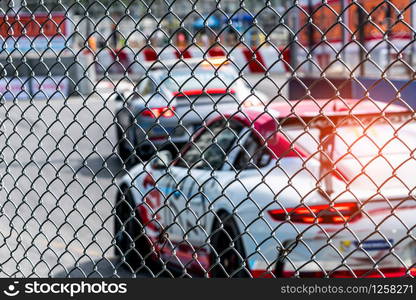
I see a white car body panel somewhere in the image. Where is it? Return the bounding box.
[117,100,416,277]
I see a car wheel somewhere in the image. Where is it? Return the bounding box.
[114,190,157,274]
[210,213,250,278]
[136,143,155,161]
[116,125,131,163]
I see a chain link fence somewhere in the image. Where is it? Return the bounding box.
[1,0,416,278]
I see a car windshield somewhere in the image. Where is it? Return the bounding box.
[159,65,237,92]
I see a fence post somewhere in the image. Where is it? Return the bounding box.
[358,2,366,77]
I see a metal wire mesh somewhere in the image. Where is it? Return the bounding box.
[0,0,416,278]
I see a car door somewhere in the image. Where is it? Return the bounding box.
[158,118,244,269]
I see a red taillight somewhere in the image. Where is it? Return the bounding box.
[141,107,175,118]
[268,202,360,224]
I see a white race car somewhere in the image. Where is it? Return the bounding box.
[115,98,416,278]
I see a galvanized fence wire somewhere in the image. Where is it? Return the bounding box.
[0,0,416,278]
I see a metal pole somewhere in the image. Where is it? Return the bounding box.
[410,0,415,78]
[341,0,347,64]
[358,2,366,77]
[386,3,392,74]
[308,0,314,74]
[289,2,299,72]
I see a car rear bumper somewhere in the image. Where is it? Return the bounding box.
[249,258,416,278]
[246,210,416,278]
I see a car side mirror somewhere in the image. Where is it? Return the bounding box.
[151,150,173,170]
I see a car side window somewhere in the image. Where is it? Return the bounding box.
[233,132,271,170]
[138,78,156,96]
[176,119,243,170]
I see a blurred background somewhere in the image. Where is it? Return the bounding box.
[2,0,414,91]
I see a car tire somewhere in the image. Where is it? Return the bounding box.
[210,213,250,278]
[114,189,157,274]
[116,125,131,163]
[136,143,155,162]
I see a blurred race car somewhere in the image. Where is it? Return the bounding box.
[115,98,416,277]
[114,57,266,162]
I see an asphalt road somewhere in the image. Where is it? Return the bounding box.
[0,73,289,278]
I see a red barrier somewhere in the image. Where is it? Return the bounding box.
[143,47,158,61]
[175,48,192,59]
[208,47,226,57]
